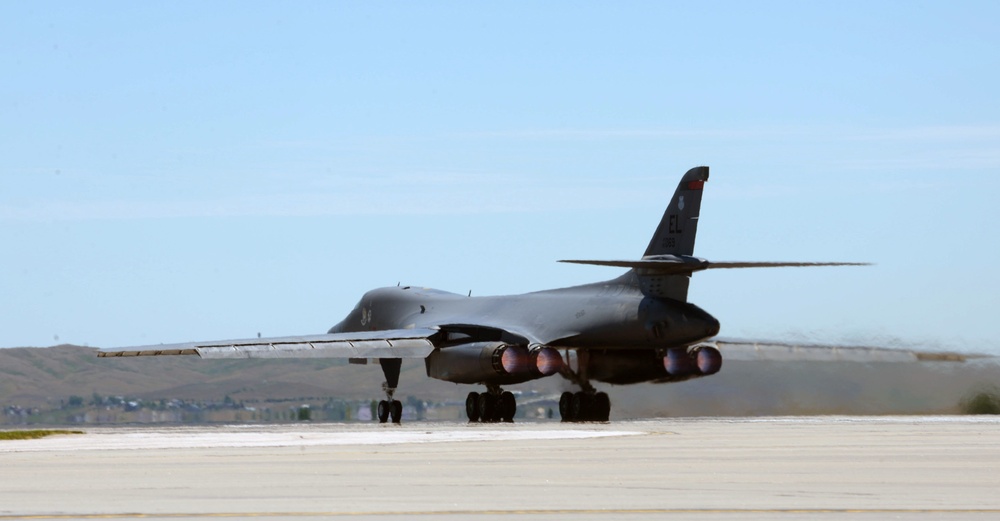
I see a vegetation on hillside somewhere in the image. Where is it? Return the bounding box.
[0,429,83,440]
[960,387,1000,414]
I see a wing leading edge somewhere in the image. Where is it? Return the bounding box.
[98,328,438,360]
[711,338,980,363]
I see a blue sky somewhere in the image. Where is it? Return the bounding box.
[2,2,998,353]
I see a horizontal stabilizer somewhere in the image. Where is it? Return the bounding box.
[705,261,872,269]
[98,328,438,360]
[560,256,870,274]
[560,257,708,273]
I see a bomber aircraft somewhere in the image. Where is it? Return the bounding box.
[101,166,893,422]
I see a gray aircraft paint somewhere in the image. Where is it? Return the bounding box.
[101,166,920,422]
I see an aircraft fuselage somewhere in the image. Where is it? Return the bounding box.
[328,273,720,352]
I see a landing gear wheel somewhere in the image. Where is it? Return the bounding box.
[499,391,517,422]
[465,392,481,422]
[478,392,497,423]
[390,400,402,423]
[572,392,592,421]
[559,392,575,422]
[593,392,611,422]
[378,358,402,424]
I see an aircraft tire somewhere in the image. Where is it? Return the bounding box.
[559,392,575,422]
[571,392,591,421]
[390,400,402,423]
[465,392,480,422]
[593,392,611,422]
[559,392,576,422]
[478,392,496,423]
[499,391,516,422]
[495,400,506,422]
[377,400,390,423]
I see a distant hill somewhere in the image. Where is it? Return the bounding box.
[0,345,485,407]
[2,345,998,418]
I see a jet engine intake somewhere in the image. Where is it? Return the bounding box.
[425,342,536,384]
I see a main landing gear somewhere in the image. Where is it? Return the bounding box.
[376,358,403,424]
[559,391,610,422]
[558,350,611,422]
[465,384,517,423]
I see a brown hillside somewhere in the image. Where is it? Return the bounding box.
[2,345,998,416]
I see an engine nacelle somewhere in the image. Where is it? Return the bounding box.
[580,347,724,385]
[664,348,696,376]
[694,345,722,375]
[663,345,723,376]
[425,342,535,384]
[586,349,669,384]
[530,345,563,376]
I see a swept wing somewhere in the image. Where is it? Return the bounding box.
[98,328,437,360]
[711,338,980,363]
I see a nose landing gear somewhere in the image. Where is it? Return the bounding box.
[377,388,403,424]
[376,358,403,424]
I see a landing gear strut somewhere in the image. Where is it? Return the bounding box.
[557,349,611,422]
[465,384,517,423]
[377,358,403,424]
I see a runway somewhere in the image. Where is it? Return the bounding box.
[2,417,999,520]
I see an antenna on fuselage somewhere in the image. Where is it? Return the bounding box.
[468,290,471,297]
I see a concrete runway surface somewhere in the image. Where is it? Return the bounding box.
[2,417,999,520]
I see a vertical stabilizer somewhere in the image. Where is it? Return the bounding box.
[638,166,709,301]
[644,166,709,257]
[561,166,864,301]
[559,167,711,301]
